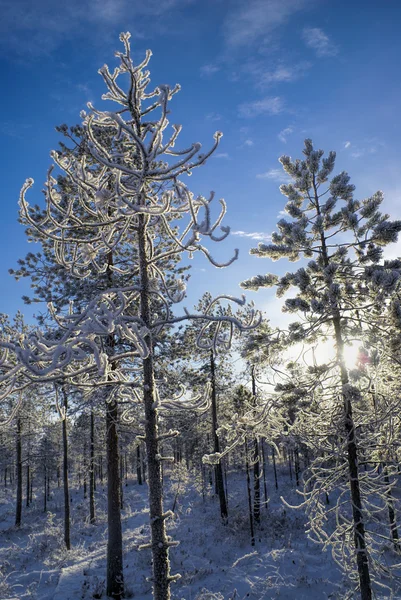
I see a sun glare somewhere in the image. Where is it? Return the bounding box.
[289,339,367,370]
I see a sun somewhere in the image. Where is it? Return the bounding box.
[301,339,367,370]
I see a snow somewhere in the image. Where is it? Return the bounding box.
[0,459,369,600]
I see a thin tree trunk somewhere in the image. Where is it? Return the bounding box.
[272,446,278,490]
[106,395,124,598]
[251,366,260,524]
[294,447,300,487]
[138,213,176,600]
[90,407,96,524]
[137,444,143,485]
[105,245,124,599]
[210,350,228,520]
[83,442,87,500]
[26,461,30,508]
[245,438,255,546]
[120,444,124,510]
[261,439,268,509]
[43,467,47,513]
[383,464,400,551]
[313,174,372,600]
[61,387,71,550]
[15,417,22,527]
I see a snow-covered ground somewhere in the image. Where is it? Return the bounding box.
[0,462,394,599]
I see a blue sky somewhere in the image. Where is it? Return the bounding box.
[1,0,401,325]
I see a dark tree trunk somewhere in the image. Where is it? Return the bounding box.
[272,446,278,490]
[120,444,124,510]
[26,462,30,508]
[314,176,372,600]
[136,444,143,485]
[43,468,47,513]
[288,450,293,483]
[294,447,300,487]
[210,350,228,521]
[83,442,87,500]
[106,395,124,598]
[138,213,176,600]
[90,407,96,524]
[261,439,268,509]
[15,417,22,527]
[245,439,255,546]
[334,320,372,600]
[251,367,260,524]
[383,464,400,551]
[105,244,124,599]
[61,387,71,550]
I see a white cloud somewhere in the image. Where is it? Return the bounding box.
[257,61,311,86]
[223,0,309,49]
[200,64,220,77]
[231,230,272,241]
[214,152,230,159]
[302,27,338,57]
[344,141,351,149]
[244,139,254,146]
[256,168,290,183]
[278,126,293,143]
[238,96,284,118]
[0,0,191,57]
[205,112,222,122]
[349,139,385,159]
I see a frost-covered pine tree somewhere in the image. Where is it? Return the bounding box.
[12,33,259,600]
[242,139,401,600]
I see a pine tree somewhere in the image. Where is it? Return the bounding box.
[242,139,401,599]
[6,33,259,600]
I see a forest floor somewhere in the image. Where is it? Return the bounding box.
[0,460,398,599]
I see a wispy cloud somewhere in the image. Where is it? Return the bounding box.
[302,27,338,57]
[278,126,293,143]
[244,139,254,147]
[223,0,309,49]
[256,168,290,182]
[345,138,385,159]
[238,96,284,118]
[231,230,272,241]
[252,61,311,87]
[205,112,222,122]
[214,152,230,159]
[200,64,220,77]
[0,0,191,58]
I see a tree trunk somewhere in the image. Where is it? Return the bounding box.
[332,311,372,599]
[272,446,278,490]
[106,396,124,598]
[251,367,260,524]
[138,212,176,600]
[61,387,71,550]
[136,444,143,485]
[90,407,96,524]
[245,438,255,546]
[105,243,124,599]
[261,439,268,509]
[15,417,22,527]
[26,461,30,508]
[210,350,228,521]
[43,467,47,513]
[383,463,400,551]
[315,177,372,600]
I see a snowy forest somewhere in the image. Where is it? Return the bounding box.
[2,31,401,600]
